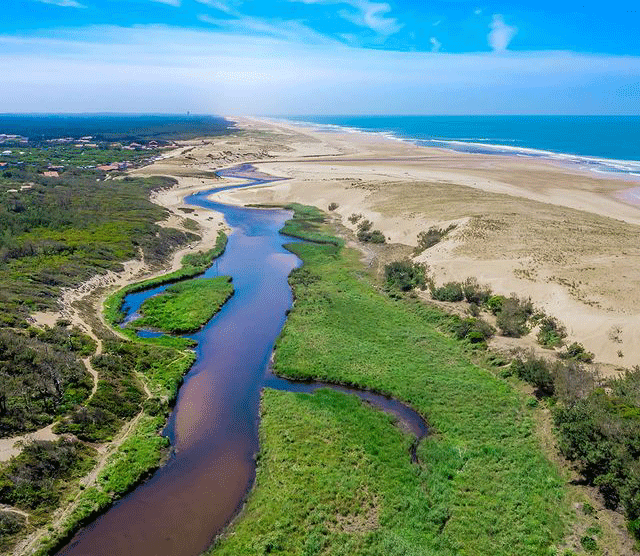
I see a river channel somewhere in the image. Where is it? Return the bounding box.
[57,165,427,556]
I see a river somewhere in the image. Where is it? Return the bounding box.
[57,164,426,556]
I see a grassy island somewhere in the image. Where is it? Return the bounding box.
[132,276,234,334]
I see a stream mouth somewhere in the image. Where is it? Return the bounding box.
[56,165,427,556]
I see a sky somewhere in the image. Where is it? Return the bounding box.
[1,0,640,114]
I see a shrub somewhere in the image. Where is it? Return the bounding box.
[486,295,506,315]
[356,219,386,243]
[327,202,339,211]
[511,354,555,397]
[347,213,362,224]
[495,296,532,337]
[537,316,567,347]
[580,536,597,552]
[462,277,492,305]
[453,317,494,343]
[431,282,464,302]
[384,260,427,292]
[413,224,457,255]
[560,342,594,363]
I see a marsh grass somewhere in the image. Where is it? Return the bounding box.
[132,277,233,334]
[212,206,571,555]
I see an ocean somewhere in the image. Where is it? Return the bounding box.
[282,115,640,178]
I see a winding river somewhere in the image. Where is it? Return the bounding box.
[57,165,427,556]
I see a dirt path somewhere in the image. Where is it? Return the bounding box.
[14,409,147,556]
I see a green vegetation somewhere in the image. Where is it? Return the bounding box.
[356,218,386,244]
[211,388,433,555]
[383,260,427,292]
[451,317,495,344]
[215,209,569,555]
[0,439,95,514]
[554,367,640,539]
[413,224,457,255]
[103,231,228,326]
[0,326,93,436]
[430,281,464,302]
[559,342,594,363]
[133,277,233,334]
[537,316,567,348]
[280,203,343,245]
[0,163,196,327]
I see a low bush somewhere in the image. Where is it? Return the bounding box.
[0,439,95,511]
[462,277,492,305]
[511,354,555,397]
[327,202,339,211]
[431,281,464,302]
[384,260,427,292]
[560,342,594,363]
[413,224,456,255]
[495,296,533,337]
[486,294,506,315]
[452,317,494,344]
[356,219,386,243]
[536,316,567,347]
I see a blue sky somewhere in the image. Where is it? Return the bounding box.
[1,0,639,114]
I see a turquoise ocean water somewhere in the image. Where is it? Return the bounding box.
[283,115,640,178]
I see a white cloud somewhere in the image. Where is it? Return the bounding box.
[198,14,334,44]
[34,0,85,7]
[1,26,639,114]
[150,0,181,6]
[291,0,402,37]
[474,8,482,16]
[430,37,441,53]
[195,0,237,14]
[433,20,441,27]
[488,14,517,52]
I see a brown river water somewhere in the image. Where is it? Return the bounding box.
[56,165,427,556]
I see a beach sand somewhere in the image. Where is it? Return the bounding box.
[194,117,640,374]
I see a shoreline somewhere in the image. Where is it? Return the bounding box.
[266,116,640,183]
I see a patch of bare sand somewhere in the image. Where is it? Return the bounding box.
[213,118,640,372]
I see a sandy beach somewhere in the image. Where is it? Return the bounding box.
[160,117,640,375]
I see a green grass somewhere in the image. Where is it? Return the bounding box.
[280,203,344,246]
[210,207,571,555]
[103,231,228,326]
[211,388,439,556]
[132,276,233,334]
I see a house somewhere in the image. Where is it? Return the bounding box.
[97,163,119,172]
[42,171,59,177]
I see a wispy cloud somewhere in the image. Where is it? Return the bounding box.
[474,8,482,16]
[430,37,441,53]
[198,14,335,44]
[150,0,181,6]
[34,0,86,7]
[195,0,237,14]
[291,0,403,37]
[488,14,517,52]
[1,26,639,114]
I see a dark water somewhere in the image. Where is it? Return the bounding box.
[57,165,426,556]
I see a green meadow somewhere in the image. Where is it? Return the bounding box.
[210,209,570,555]
[133,276,234,334]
